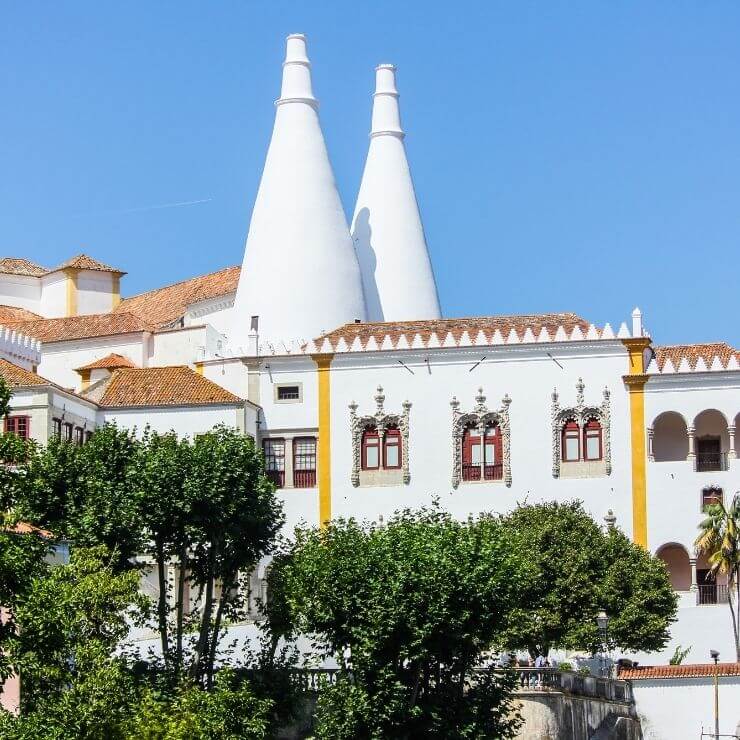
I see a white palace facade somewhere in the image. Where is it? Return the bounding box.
[1,34,738,670]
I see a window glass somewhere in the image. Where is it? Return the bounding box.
[277,385,300,400]
[385,442,399,467]
[365,445,379,468]
[470,441,482,465]
[564,434,580,461]
[585,433,600,460]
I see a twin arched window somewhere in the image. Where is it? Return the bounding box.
[361,425,402,470]
[561,417,603,462]
[462,422,502,481]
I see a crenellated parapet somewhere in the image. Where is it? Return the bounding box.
[0,325,42,369]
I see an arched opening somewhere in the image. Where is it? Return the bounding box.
[696,552,729,605]
[735,412,740,458]
[694,409,729,472]
[652,412,688,462]
[656,544,691,591]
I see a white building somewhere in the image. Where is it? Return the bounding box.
[0,33,738,727]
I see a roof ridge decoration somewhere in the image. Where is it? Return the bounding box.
[648,341,740,375]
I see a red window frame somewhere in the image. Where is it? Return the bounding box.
[64,422,73,443]
[263,438,285,488]
[5,415,30,439]
[383,427,402,469]
[583,419,603,461]
[52,418,62,439]
[75,427,84,447]
[462,423,502,481]
[361,427,380,470]
[561,420,580,462]
[293,437,317,488]
[702,486,723,510]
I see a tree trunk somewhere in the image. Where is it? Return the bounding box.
[175,544,187,675]
[155,541,169,665]
[206,572,233,689]
[189,540,218,682]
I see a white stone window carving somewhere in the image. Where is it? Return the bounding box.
[451,388,512,489]
[551,378,611,479]
[349,386,411,487]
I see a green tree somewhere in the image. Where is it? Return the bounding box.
[266,508,528,739]
[695,493,740,662]
[0,516,50,687]
[124,670,273,740]
[19,424,143,572]
[7,545,144,710]
[498,502,676,656]
[132,430,193,672]
[186,426,284,686]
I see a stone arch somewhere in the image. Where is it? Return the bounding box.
[651,411,688,462]
[656,542,691,591]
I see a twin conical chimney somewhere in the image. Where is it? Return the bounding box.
[231,34,366,351]
[352,64,441,322]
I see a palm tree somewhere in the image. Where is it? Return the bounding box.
[695,493,740,662]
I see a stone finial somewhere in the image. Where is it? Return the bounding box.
[374,386,385,413]
[576,378,585,407]
[604,510,617,529]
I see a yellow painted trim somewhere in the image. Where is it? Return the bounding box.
[622,338,651,548]
[194,362,204,376]
[111,275,121,309]
[314,354,334,528]
[79,369,91,392]
[64,268,78,317]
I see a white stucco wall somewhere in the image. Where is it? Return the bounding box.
[153,325,224,367]
[101,404,247,438]
[76,270,116,315]
[633,675,740,740]
[39,272,69,318]
[645,375,740,555]
[254,343,631,535]
[0,274,41,314]
[8,387,97,445]
[37,335,148,390]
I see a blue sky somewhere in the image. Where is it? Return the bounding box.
[2,2,739,345]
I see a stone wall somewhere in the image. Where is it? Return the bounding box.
[516,691,642,740]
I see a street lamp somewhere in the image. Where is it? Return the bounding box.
[710,649,719,740]
[596,611,610,677]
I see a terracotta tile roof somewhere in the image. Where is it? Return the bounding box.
[0,258,47,277]
[75,353,137,371]
[3,312,154,343]
[95,366,243,407]
[317,313,591,346]
[0,358,48,387]
[6,521,53,538]
[0,305,43,322]
[653,343,740,371]
[50,253,125,274]
[116,265,240,328]
[619,663,740,680]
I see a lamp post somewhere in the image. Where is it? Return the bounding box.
[710,649,719,740]
[597,611,610,677]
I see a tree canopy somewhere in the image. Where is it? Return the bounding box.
[498,501,676,656]
[266,508,530,739]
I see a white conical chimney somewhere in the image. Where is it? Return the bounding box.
[231,34,366,350]
[351,64,441,322]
